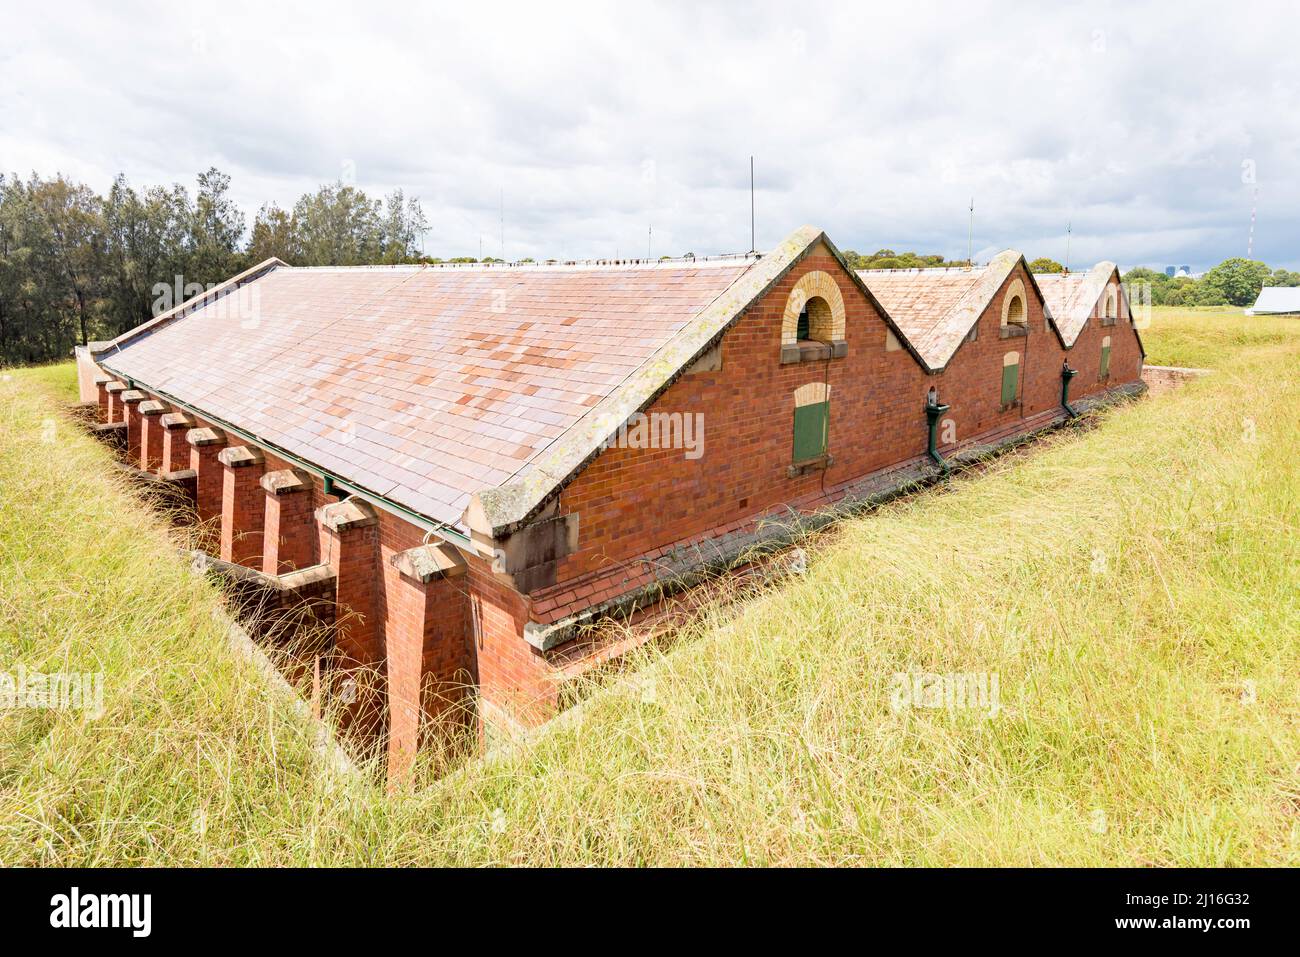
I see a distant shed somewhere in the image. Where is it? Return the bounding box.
[1245,286,1300,315]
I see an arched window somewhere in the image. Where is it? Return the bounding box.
[1103,285,1118,324]
[1000,278,1028,334]
[781,271,847,364]
[801,296,833,342]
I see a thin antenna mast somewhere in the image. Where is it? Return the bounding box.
[750,156,756,253]
[966,198,974,266]
[500,189,504,261]
[1065,221,1072,273]
[648,224,652,260]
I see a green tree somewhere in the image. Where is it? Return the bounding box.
[380,189,429,264]
[102,175,190,334]
[187,167,245,285]
[30,175,104,346]
[246,203,300,264]
[1202,257,1270,306]
[1029,257,1063,273]
[291,182,384,266]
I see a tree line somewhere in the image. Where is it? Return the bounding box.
[0,168,430,365]
[853,250,1298,309]
[3,169,1296,367]
[1121,260,1299,307]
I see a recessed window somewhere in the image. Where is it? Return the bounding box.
[1100,336,1112,380]
[781,271,848,365]
[999,278,1029,338]
[792,382,831,466]
[1005,294,1025,325]
[1102,285,1118,325]
[1001,351,1020,408]
[803,296,834,342]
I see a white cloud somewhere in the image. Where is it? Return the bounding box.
[1,0,1296,267]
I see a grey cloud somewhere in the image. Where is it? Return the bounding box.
[1,0,1296,267]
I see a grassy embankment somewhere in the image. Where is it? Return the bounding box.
[0,305,1296,865]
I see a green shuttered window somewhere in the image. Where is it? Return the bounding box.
[1001,361,1019,407]
[1100,343,1111,379]
[792,400,829,463]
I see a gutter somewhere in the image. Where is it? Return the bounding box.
[95,362,471,548]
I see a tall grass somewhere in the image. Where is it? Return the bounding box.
[0,306,1296,866]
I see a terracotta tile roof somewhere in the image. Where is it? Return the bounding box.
[857,250,1023,369]
[97,257,756,532]
[1034,262,1117,346]
[469,225,833,535]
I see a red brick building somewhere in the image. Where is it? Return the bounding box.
[86,225,1146,775]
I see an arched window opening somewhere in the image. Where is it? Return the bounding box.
[1103,285,1118,324]
[800,296,833,342]
[1005,294,1026,325]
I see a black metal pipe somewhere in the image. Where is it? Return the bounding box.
[1061,360,1079,418]
[925,389,951,472]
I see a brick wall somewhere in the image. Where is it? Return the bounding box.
[545,252,1108,584]
[220,449,266,567]
[468,550,553,725]
[1061,270,1146,399]
[931,262,1064,449]
[551,243,925,583]
[84,245,1150,762]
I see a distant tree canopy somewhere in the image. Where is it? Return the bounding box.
[1122,258,1295,307]
[0,169,432,364]
[841,248,970,270]
[4,168,1296,367]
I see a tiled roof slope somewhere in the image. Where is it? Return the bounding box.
[97,257,756,532]
[1035,262,1117,346]
[472,225,868,535]
[858,250,1026,370]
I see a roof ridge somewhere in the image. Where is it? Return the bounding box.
[285,253,761,274]
[91,257,286,357]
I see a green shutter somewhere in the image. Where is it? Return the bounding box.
[1100,344,1111,379]
[1001,362,1019,407]
[792,401,829,462]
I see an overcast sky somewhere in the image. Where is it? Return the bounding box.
[2,1,1296,269]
